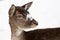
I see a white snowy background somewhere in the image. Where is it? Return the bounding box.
[0,0,60,40]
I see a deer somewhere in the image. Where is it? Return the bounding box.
[9,2,60,40]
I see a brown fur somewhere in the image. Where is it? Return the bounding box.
[9,2,38,40]
[9,2,60,40]
[25,28,60,40]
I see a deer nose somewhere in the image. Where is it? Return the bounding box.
[32,19,38,25]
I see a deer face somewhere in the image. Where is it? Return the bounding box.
[9,2,38,29]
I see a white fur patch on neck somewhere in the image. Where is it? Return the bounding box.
[15,27,23,37]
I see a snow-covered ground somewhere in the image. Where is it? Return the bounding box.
[0,0,60,40]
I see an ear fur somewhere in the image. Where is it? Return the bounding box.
[9,4,15,17]
[21,2,33,10]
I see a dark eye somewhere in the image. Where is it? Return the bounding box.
[16,13,23,17]
[16,15,23,19]
[17,15,23,17]
[15,14,23,19]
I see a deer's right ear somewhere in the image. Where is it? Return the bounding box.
[9,4,15,17]
[21,2,33,10]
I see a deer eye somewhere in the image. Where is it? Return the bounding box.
[17,14,23,17]
[17,15,23,17]
[15,14,23,19]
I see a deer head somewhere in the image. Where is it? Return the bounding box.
[9,2,38,30]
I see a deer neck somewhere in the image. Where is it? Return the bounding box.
[11,26,25,40]
[9,18,25,40]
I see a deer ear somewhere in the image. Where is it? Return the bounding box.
[21,2,33,10]
[9,4,15,17]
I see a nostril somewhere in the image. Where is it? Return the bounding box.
[32,19,38,25]
[35,22,38,25]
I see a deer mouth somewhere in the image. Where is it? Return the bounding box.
[31,19,38,28]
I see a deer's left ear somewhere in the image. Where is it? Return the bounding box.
[21,2,33,10]
[9,4,15,17]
